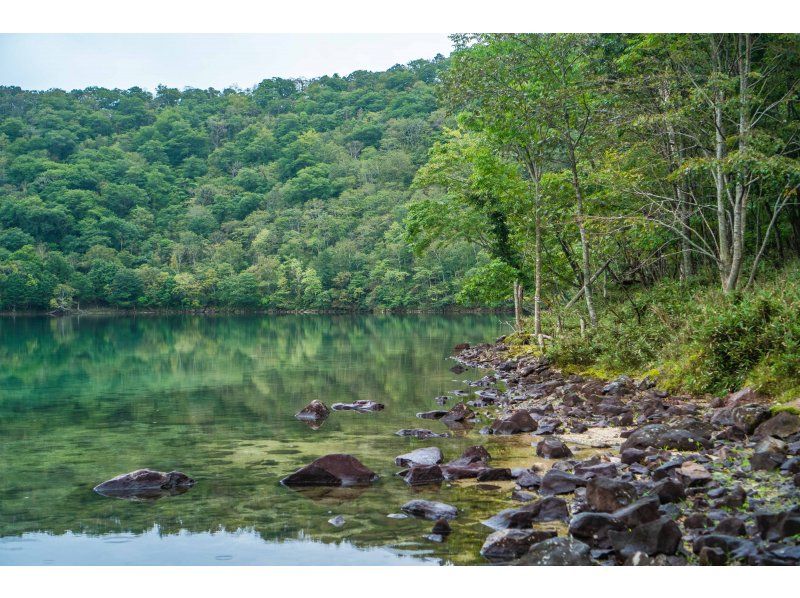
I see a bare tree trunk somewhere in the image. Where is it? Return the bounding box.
[724,33,752,293]
[513,280,524,331]
[566,141,597,326]
[711,35,732,288]
[532,175,542,339]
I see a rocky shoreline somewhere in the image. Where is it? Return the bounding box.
[444,340,800,565]
[92,337,800,565]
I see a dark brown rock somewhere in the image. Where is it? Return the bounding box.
[481,529,558,561]
[539,469,587,495]
[402,465,444,486]
[477,467,514,482]
[754,411,800,439]
[490,410,537,435]
[609,517,682,560]
[569,512,625,546]
[441,402,475,423]
[281,454,378,487]
[94,469,195,498]
[621,424,710,452]
[586,477,638,513]
[483,497,569,530]
[536,437,573,459]
[611,496,661,527]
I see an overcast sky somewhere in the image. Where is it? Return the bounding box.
[0,33,454,92]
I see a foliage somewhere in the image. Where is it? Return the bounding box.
[0,56,489,311]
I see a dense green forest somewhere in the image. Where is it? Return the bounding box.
[0,55,485,311]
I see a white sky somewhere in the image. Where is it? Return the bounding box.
[0,34,454,92]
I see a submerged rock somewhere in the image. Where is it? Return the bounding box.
[401,465,444,486]
[331,400,385,412]
[295,400,330,423]
[395,429,448,439]
[401,499,458,521]
[281,454,378,487]
[394,447,443,468]
[328,515,346,527]
[94,469,195,499]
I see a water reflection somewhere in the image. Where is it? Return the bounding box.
[0,527,439,565]
[0,314,517,565]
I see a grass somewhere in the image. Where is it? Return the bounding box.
[511,260,800,403]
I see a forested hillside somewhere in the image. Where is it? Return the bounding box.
[0,55,486,311]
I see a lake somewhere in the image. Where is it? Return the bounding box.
[0,313,552,565]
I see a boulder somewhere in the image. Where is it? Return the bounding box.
[677,461,712,486]
[574,462,618,479]
[683,513,711,529]
[754,411,800,439]
[490,410,537,435]
[394,447,443,468]
[692,534,757,561]
[295,400,330,422]
[648,478,686,504]
[483,497,569,530]
[281,454,378,487]
[401,499,458,521]
[515,470,543,489]
[536,437,573,459]
[620,448,647,465]
[402,465,444,486]
[331,400,385,412]
[750,436,787,471]
[94,469,195,498]
[608,517,682,560]
[481,529,557,561]
[515,537,594,566]
[395,429,448,439]
[620,424,710,452]
[715,517,747,537]
[539,469,587,495]
[586,477,637,513]
[611,496,661,527]
[754,508,800,541]
[569,512,625,546]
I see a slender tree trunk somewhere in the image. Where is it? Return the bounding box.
[566,141,596,326]
[711,35,732,288]
[513,280,524,331]
[724,33,752,293]
[661,79,693,280]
